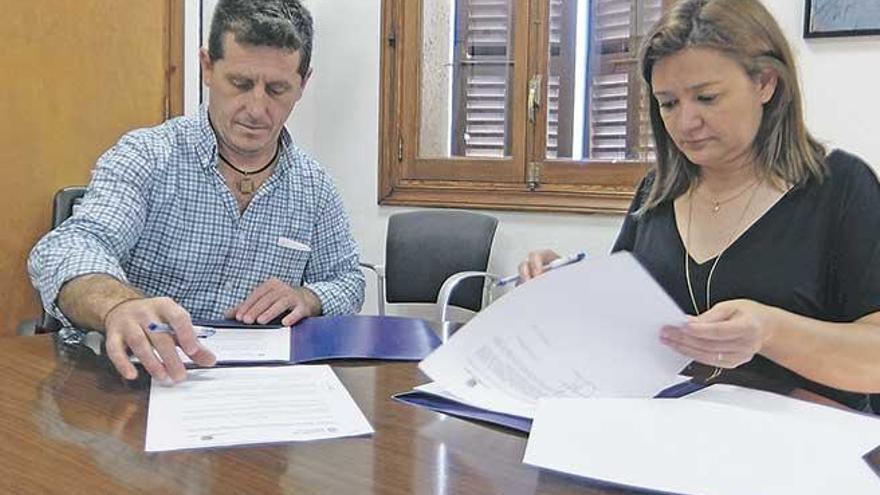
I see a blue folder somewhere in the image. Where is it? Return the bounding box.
[194,315,442,364]
[393,364,812,433]
[392,389,534,432]
[392,380,708,433]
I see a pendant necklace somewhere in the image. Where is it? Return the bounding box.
[218,143,281,195]
[698,178,760,214]
[683,179,761,381]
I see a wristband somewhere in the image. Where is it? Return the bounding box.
[101,297,142,331]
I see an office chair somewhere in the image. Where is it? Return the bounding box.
[360,210,499,324]
[434,268,503,342]
[34,186,87,333]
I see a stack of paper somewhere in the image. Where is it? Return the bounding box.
[409,253,692,420]
[182,326,291,363]
[143,314,445,452]
[146,365,373,452]
[524,389,880,494]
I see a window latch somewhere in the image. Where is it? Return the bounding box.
[527,75,542,123]
[387,29,397,48]
[527,162,541,191]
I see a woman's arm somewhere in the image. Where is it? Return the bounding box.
[660,300,880,393]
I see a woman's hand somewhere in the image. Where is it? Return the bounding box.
[659,299,780,368]
[516,249,561,283]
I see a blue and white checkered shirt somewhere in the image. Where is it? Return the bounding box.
[29,105,364,326]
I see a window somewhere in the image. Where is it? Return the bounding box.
[379,0,667,213]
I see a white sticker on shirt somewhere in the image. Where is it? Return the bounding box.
[277,237,312,252]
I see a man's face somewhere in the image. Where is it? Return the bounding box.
[201,33,309,159]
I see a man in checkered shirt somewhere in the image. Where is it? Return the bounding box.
[28,0,364,383]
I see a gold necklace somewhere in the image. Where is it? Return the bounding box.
[697,178,760,214]
[684,180,761,380]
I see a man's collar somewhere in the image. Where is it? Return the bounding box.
[195,104,217,170]
[194,104,294,173]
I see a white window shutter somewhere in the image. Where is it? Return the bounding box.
[460,0,512,158]
[590,0,661,160]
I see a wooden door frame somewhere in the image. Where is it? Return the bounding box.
[166,0,186,118]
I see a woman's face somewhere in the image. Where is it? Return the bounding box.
[651,47,777,173]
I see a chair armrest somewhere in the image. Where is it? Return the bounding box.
[436,271,500,342]
[359,262,386,315]
[358,261,384,276]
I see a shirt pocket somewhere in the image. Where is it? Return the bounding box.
[256,236,312,287]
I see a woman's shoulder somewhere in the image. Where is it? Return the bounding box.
[825,149,878,183]
[632,170,657,208]
[820,149,879,198]
[794,149,880,220]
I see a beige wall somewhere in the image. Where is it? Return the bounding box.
[285,0,880,315]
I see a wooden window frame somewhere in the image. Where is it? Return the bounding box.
[378,0,663,214]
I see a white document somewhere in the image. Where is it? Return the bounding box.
[419,253,691,418]
[524,398,880,495]
[132,327,291,365]
[182,326,290,364]
[685,384,880,454]
[145,365,373,452]
[412,373,693,420]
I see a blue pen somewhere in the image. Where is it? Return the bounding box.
[496,251,588,287]
[147,322,216,338]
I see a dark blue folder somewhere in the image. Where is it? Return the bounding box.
[392,389,534,432]
[195,315,441,363]
[392,380,707,433]
[393,362,825,433]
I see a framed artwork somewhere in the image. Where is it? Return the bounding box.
[804,0,880,38]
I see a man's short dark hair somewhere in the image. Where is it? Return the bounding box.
[208,0,313,79]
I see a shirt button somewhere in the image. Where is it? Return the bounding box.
[224,281,234,290]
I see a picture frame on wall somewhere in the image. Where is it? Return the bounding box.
[804,0,880,38]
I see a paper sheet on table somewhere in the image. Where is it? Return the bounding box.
[182,326,290,363]
[524,398,879,495]
[684,384,880,454]
[419,253,691,417]
[145,365,373,452]
[411,372,695,420]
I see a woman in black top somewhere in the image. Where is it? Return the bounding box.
[519,0,880,410]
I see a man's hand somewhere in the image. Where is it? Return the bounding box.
[103,297,216,382]
[226,278,322,326]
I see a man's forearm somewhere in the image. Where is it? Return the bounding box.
[57,274,142,331]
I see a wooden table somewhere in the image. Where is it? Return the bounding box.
[0,335,641,495]
[2,335,876,495]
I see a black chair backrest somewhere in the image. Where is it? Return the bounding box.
[38,186,87,332]
[384,210,498,312]
[51,186,87,229]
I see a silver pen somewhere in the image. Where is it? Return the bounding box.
[496,251,588,287]
[147,322,216,338]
